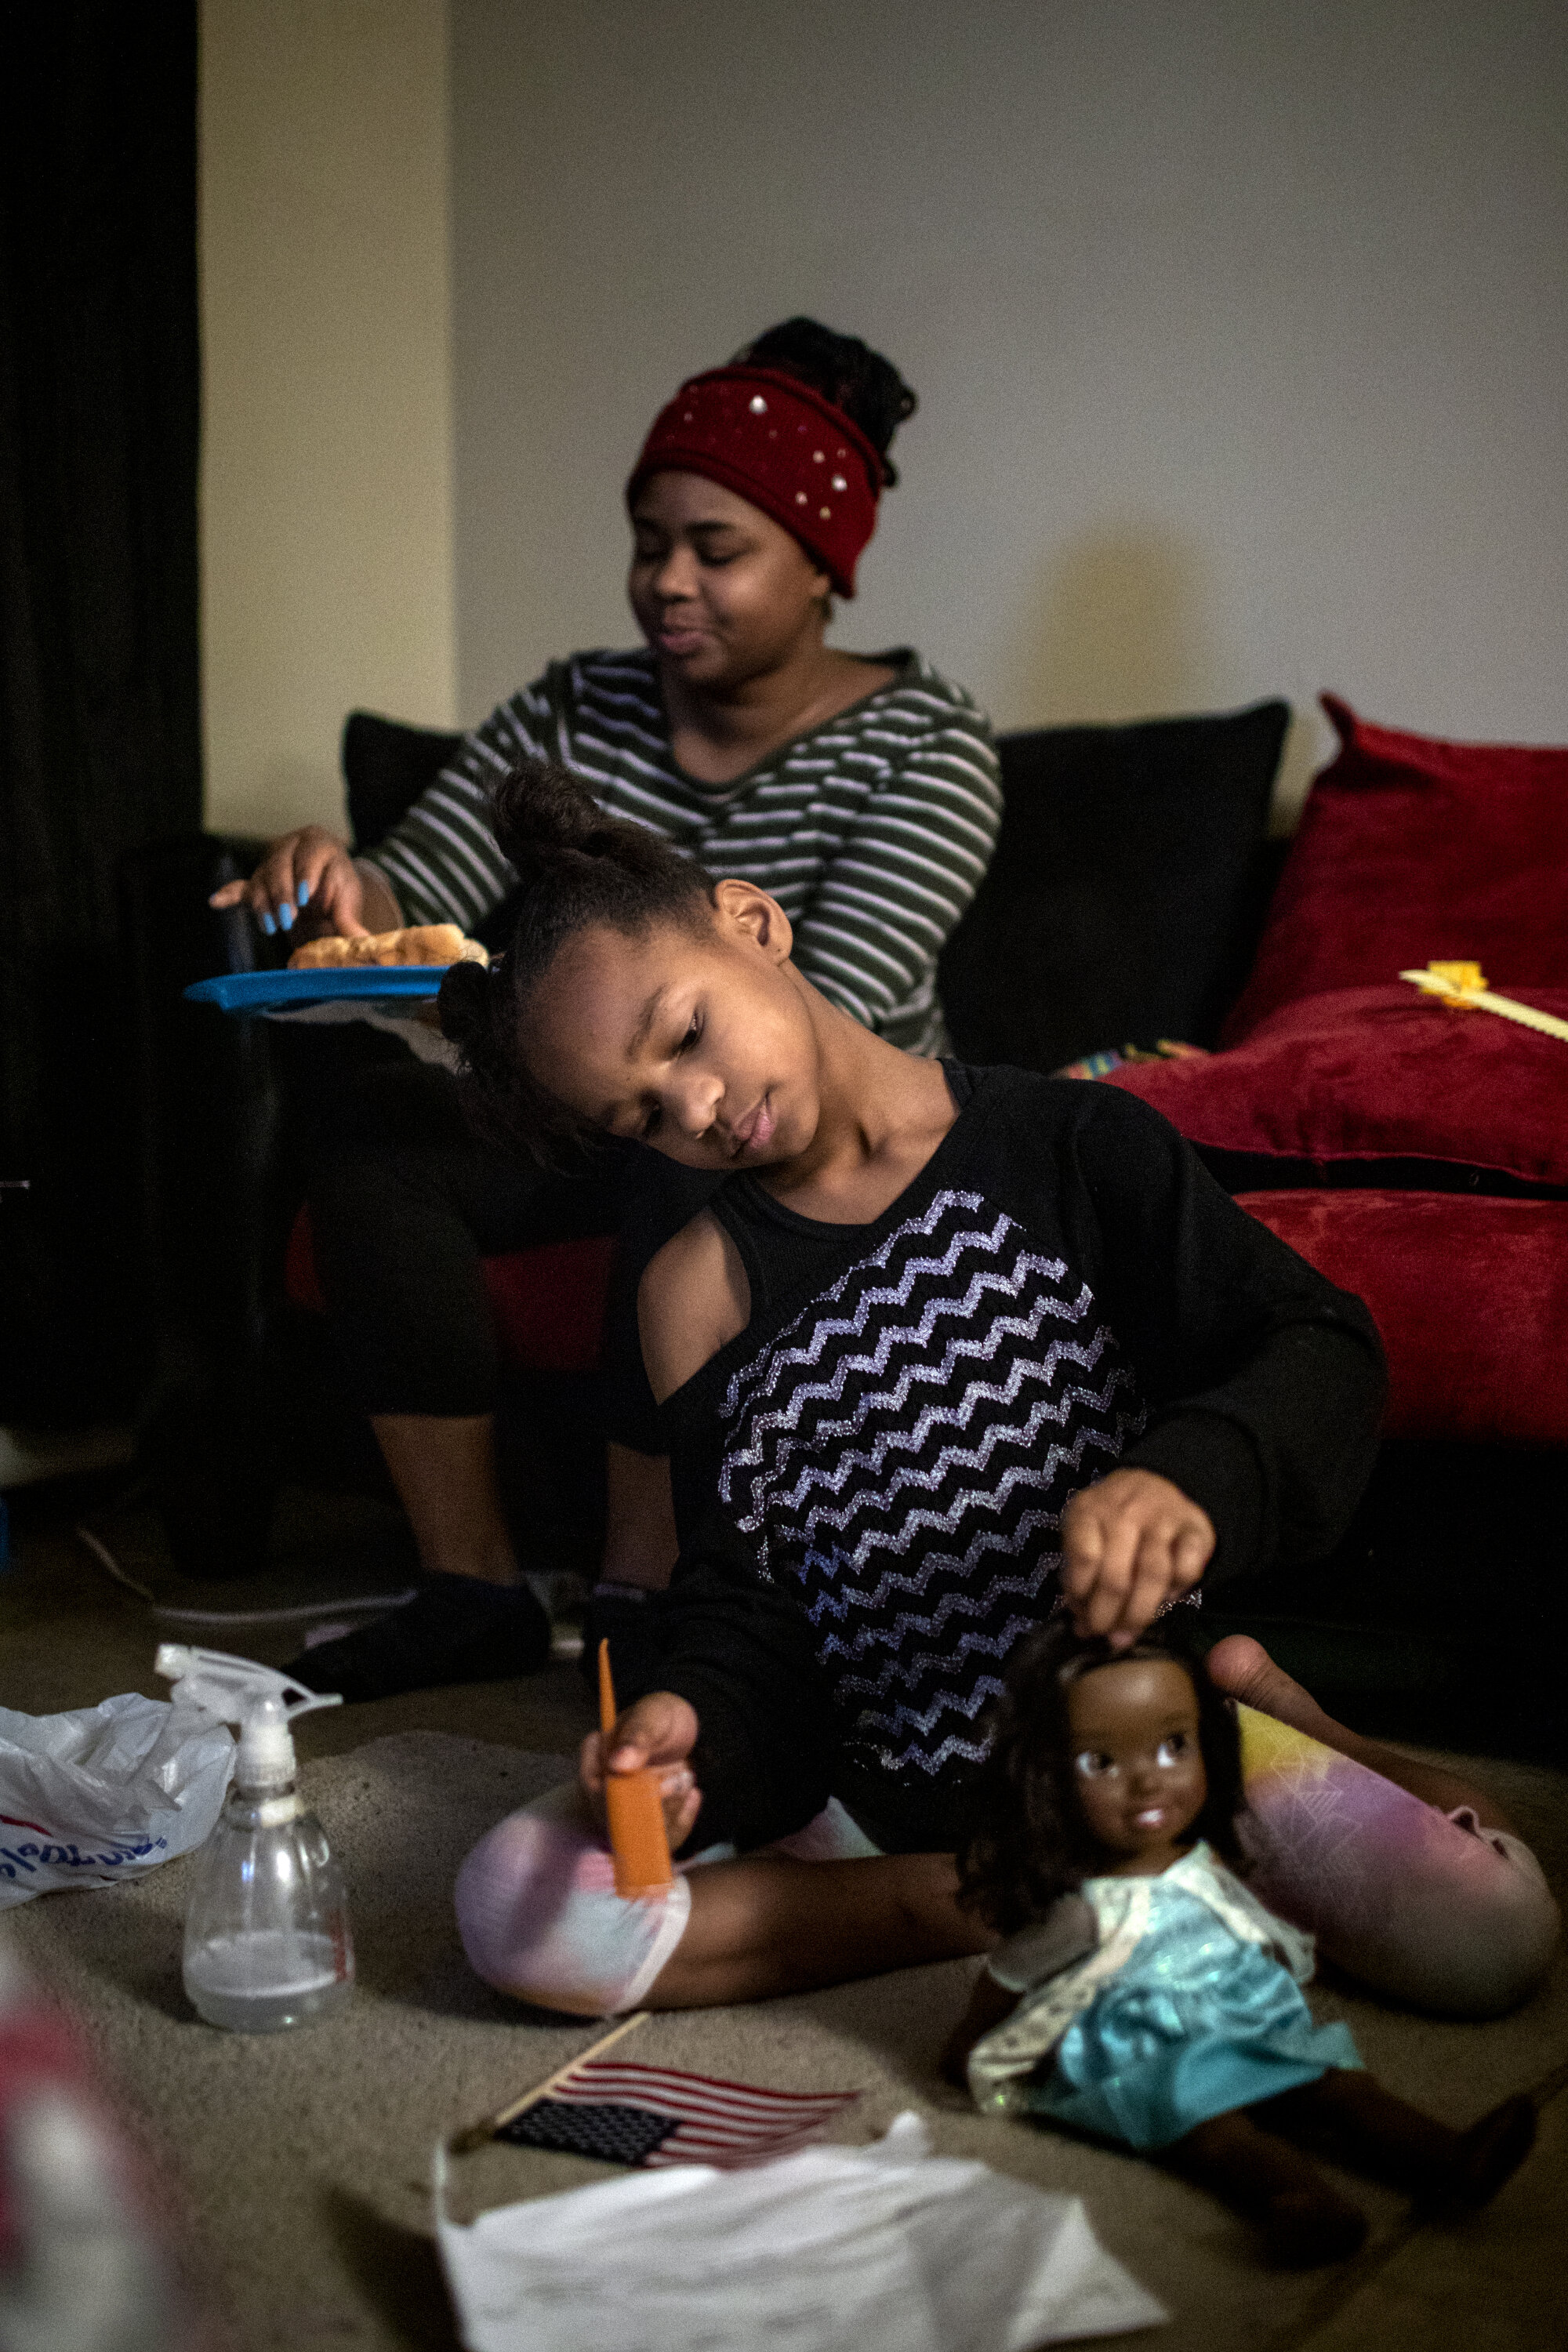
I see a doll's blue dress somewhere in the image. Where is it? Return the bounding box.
[967,1842,1362,2151]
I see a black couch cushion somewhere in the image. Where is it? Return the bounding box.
[342,710,466,853]
[939,700,1290,1075]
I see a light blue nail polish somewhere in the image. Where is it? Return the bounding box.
[297,880,310,906]
[278,903,294,930]
[260,913,276,936]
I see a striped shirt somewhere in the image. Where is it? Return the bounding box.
[361,648,1001,1053]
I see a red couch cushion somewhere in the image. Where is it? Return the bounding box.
[1225,695,1568,1042]
[479,1239,615,1375]
[1105,984,1568,1188]
[1237,1190,1568,1445]
[284,1206,614,1375]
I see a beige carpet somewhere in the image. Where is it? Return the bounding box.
[9,1722,1567,2352]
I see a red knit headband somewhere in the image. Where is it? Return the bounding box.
[626,365,884,597]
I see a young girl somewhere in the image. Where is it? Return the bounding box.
[943,1618,1536,2265]
[441,758,1557,2027]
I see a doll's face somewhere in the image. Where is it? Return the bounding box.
[1065,1658,1207,1875]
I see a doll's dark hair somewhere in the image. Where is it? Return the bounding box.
[735,318,917,487]
[437,757,717,1164]
[956,1614,1250,1934]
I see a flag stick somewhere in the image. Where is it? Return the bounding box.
[1400,967,1568,1043]
[448,2009,651,2154]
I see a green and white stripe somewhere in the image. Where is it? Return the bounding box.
[361,648,1001,1053]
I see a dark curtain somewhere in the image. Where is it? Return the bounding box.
[0,2,201,1422]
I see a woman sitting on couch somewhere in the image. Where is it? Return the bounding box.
[210,317,1003,1700]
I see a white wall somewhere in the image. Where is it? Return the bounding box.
[449,0,1568,822]
[200,0,456,837]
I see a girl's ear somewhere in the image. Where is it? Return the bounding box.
[713,879,794,964]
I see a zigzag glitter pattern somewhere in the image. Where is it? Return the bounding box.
[716,1192,1146,1779]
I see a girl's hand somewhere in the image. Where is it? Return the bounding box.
[1061,1468,1214,1648]
[579,1690,704,1850]
[208,826,398,940]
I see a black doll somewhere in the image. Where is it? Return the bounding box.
[943,1619,1535,2265]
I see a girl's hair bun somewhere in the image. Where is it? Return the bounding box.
[434,953,492,1054]
[735,317,917,487]
[490,759,627,882]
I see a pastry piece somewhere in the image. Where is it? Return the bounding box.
[289,924,489,971]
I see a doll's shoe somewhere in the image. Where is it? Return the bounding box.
[1261,2188,1368,2267]
[1437,2095,1536,2210]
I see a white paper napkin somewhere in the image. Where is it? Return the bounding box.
[436,2110,1167,2352]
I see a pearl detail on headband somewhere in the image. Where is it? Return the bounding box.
[627,364,884,594]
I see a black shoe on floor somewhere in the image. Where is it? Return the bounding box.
[281,1572,552,1702]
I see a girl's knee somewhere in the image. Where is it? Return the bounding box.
[1423,1822,1561,2018]
[454,1808,593,2009]
[1389,1846,1558,2019]
[454,1788,691,2016]
[1248,1802,1559,2018]
[1238,1718,1560,2017]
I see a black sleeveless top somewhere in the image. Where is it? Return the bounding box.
[709,1059,976,1311]
[653,1065,1385,1855]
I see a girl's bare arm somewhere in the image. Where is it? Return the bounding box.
[637,1209,752,1403]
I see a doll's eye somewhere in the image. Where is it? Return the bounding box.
[1073,1750,1116,1779]
[1155,1733,1189,1767]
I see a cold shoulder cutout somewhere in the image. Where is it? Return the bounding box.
[638,1210,752,1406]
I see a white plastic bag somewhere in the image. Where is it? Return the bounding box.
[0,1696,234,1906]
[436,2111,1167,2352]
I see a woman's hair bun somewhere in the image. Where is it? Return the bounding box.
[735,318,917,487]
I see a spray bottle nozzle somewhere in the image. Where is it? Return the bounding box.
[155,1644,343,1789]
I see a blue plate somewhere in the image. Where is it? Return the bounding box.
[185,967,446,1014]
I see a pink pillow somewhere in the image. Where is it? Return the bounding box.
[1105,984,1568,1187]
[1237,1192,1568,1445]
[1224,696,1568,1042]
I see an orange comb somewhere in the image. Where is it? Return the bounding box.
[597,1639,674,1898]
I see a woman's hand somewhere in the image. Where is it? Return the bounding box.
[208,826,400,940]
[1061,1468,1214,1649]
[579,1690,704,1850]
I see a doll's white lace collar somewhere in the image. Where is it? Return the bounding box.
[967,1842,1317,2114]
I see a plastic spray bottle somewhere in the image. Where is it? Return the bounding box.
[154,1643,354,2033]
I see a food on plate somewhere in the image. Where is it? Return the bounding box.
[289,924,489,971]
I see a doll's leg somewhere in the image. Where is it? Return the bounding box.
[1167,2110,1367,2266]
[455,1783,988,2016]
[1208,1639,1559,2016]
[1259,2071,1537,2207]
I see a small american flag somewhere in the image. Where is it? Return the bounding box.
[495,2057,860,2169]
